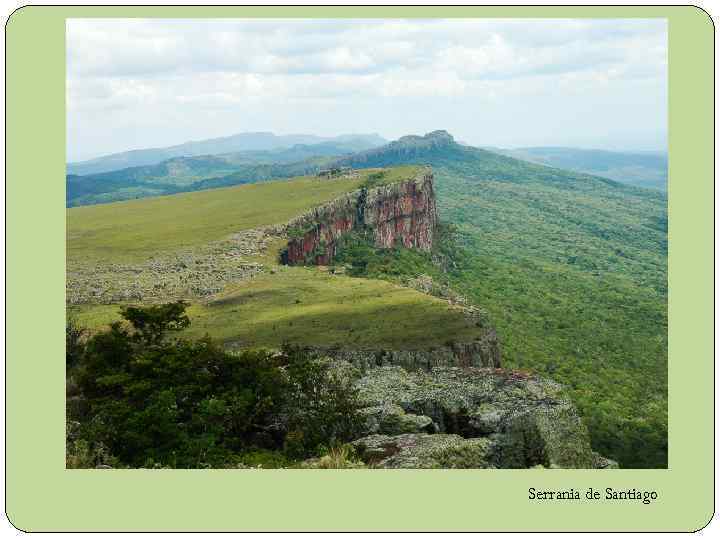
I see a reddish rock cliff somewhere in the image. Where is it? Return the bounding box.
[281,168,438,265]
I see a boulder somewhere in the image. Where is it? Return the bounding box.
[592,452,620,469]
[360,404,433,436]
[353,366,599,468]
[352,433,494,469]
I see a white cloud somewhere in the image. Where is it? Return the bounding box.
[66,18,667,161]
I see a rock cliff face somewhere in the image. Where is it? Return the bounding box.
[281,169,437,265]
[310,332,501,372]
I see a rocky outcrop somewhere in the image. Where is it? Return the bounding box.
[334,130,462,168]
[309,335,501,372]
[350,365,609,469]
[353,433,495,469]
[281,168,437,265]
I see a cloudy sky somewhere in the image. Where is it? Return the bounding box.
[67,18,667,162]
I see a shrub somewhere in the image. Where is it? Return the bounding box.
[66,317,86,369]
[120,300,190,344]
[68,305,364,468]
[281,348,363,458]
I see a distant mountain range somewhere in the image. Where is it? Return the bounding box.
[65,130,668,207]
[489,146,668,191]
[66,140,384,206]
[67,132,387,176]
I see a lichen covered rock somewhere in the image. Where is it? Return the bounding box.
[592,452,620,469]
[311,335,501,372]
[360,404,434,436]
[352,366,600,468]
[352,433,494,469]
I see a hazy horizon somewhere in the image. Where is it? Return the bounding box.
[68,127,669,164]
[67,18,668,162]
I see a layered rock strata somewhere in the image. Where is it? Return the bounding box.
[281,169,437,265]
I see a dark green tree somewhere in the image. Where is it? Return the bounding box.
[120,300,190,344]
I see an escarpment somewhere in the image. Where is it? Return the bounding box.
[277,167,501,370]
[307,331,501,372]
[280,168,437,265]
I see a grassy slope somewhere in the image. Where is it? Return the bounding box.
[68,174,360,263]
[67,165,484,351]
[67,166,420,264]
[70,265,482,350]
[65,153,322,207]
[338,141,667,468]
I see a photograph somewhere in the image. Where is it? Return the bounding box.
[64,18,668,470]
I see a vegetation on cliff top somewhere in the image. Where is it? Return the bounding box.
[69,263,485,351]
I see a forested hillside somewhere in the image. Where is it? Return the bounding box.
[66,142,375,207]
[494,147,667,191]
[335,131,668,468]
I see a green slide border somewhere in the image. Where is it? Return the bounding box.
[5,5,714,532]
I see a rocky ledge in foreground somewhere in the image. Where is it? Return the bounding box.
[350,365,617,469]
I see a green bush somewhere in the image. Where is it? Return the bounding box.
[67,304,364,468]
[282,349,363,458]
[66,318,86,369]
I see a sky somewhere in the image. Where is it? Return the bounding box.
[67,18,667,162]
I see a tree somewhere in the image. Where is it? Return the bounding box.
[120,300,190,345]
[68,305,364,468]
[66,317,86,368]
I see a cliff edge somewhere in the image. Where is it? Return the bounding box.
[281,168,437,265]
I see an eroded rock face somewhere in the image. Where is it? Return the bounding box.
[351,365,602,469]
[311,336,501,372]
[364,174,437,251]
[281,169,437,265]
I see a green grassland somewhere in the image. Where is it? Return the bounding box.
[69,265,483,350]
[67,164,474,353]
[67,167,420,264]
